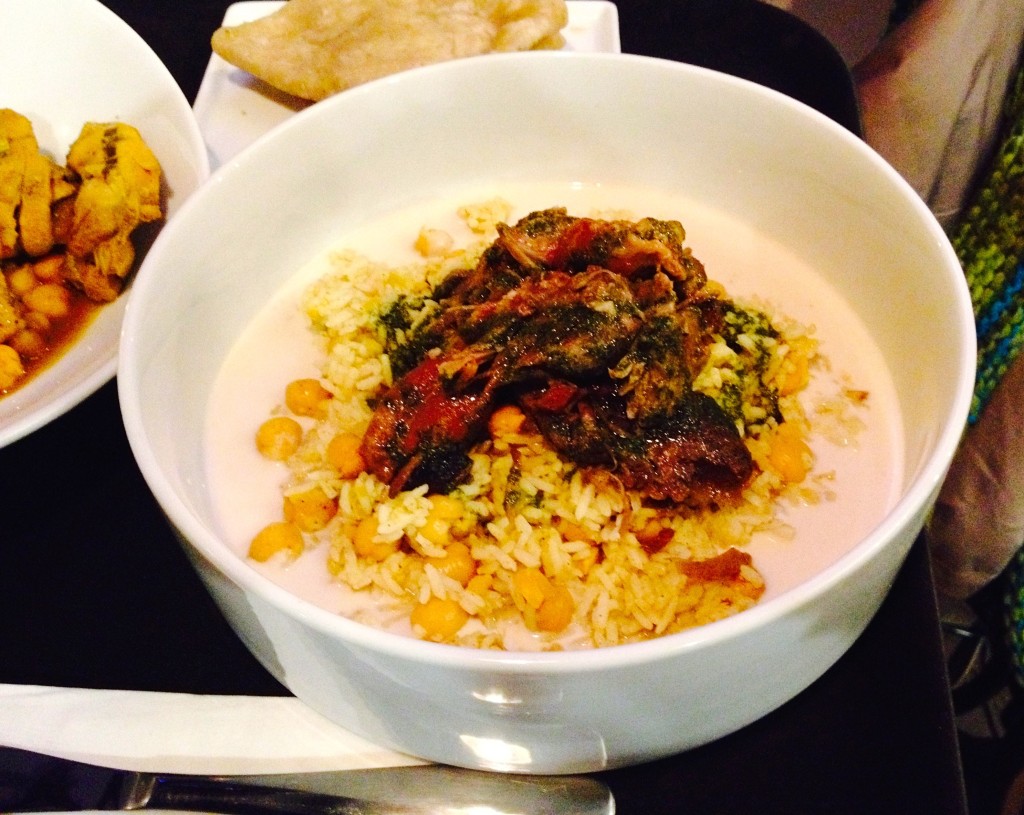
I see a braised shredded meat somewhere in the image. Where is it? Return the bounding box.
[360,208,759,506]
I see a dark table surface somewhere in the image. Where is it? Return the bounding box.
[0,1,967,813]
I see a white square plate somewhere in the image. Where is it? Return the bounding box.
[193,1,621,170]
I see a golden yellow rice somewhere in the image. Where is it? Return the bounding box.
[256,200,825,651]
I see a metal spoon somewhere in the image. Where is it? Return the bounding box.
[120,764,615,815]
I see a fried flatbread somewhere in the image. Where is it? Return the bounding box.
[211,0,569,101]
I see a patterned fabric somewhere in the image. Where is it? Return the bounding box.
[971,63,1024,685]
[951,64,1024,424]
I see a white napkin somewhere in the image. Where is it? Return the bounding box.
[0,684,425,773]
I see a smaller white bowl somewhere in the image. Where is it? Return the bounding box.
[0,0,209,448]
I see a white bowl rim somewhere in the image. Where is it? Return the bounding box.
[1,358,118,448]
[0,0,210,449]
[120,50,976,672]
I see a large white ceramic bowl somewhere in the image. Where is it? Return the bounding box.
[0,0,208,447]
[119,52,974,773]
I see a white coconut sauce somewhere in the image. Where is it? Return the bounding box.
[205,182,904,616]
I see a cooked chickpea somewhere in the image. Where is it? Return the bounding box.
[488,404,526,438]
[429,494,463,520]
[410,597,469,642]
[466,574,493,596]
[768,423,812,483]
[352,515,397,561]
[24,311,49,331]
[779,352,810,396]
[249,521,304,562]
[535,584,575,633]
[23,283,70,319]
[414,227,454,257]
[418,516,448,548]
[326,432,366,479]
[31,255,64,282]
[284,378,332,418]
[283,486,338,532]
[8,329,45,359]
[418,495,464,547]
[512,567,574,632]
[0,344,25,389]
[255,416,303,460]
[426,541,476,586]
[7,266,36,296]
[513,567,550,610]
